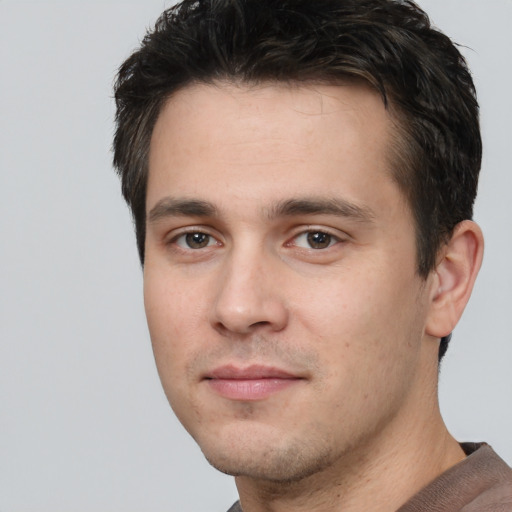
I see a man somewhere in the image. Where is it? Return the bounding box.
[112,0,512,510]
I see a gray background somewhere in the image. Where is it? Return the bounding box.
[1,1,511,510]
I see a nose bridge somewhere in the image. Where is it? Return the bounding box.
[211,238,288,334]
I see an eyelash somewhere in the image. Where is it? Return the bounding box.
[168,227,345,252]
[170,229,221,250]
[288,230,343,250]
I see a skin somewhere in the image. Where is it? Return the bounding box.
[143,82,482,511]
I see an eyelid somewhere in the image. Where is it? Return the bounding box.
[166,226,223,248]
[176,233,218,249]
[292,232,337,249]
[286,226,349,248]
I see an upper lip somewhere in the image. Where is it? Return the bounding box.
[205,364,301,380]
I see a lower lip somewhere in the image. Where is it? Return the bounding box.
[207,378,300,401]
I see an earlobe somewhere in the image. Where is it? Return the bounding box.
[425,220,484,338]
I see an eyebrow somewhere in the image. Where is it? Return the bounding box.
[266,197,375,223]
[148,198,218,223]
[147,196,375,224]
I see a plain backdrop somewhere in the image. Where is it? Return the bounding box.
[1,1,511,511]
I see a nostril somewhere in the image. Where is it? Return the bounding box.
[250,321,271,328]
[213,319,270,337]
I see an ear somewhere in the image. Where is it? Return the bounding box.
[425,220,484,338]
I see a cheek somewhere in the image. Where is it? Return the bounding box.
[144,270,207,385]
[144,266,207,336]
[293,266,423,374]
[143,276,203,427]
[292,272,425,437]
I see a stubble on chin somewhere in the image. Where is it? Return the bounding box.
[200,423,341,485]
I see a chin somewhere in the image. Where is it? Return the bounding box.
[198,427,338,483]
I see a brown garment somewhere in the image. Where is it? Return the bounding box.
[397,443,512,511]
[226,443,512,512]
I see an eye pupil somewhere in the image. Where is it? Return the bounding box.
[307,232,331,249]
[186,232,210,249]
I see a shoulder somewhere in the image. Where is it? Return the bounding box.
[399,443,512,511]
[459,443,512,511]
[226,501,242,512]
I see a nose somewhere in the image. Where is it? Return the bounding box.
[210,248,289,336]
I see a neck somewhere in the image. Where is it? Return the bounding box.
[236,414,463,512]
[234,358,465,512]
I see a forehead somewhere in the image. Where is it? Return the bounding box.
[151,80,390,151]
[147,81,405,217]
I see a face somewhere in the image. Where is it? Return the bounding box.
[144,82,437,483]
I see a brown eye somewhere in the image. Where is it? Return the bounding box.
[292,231,338,250]
[306,232,333,249]
[186,233,210,248]
[175,232,214,249]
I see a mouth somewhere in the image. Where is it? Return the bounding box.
[203,364,304,401]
